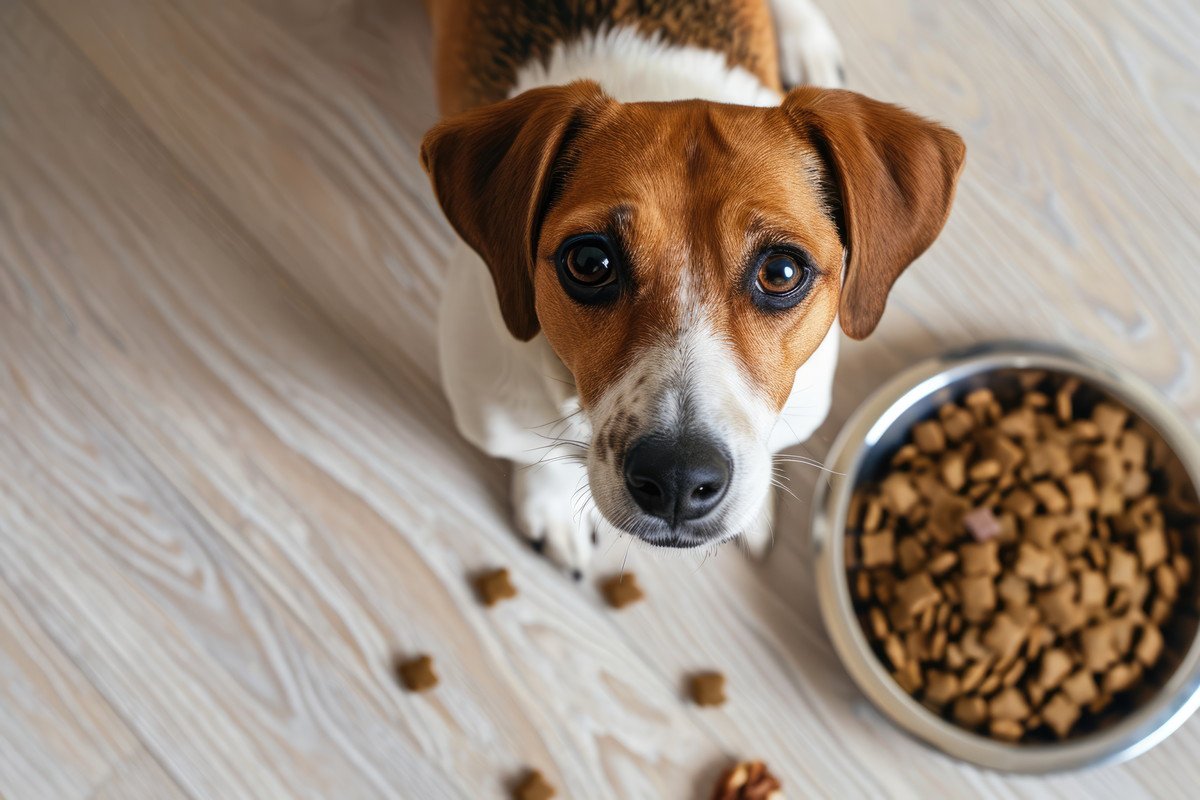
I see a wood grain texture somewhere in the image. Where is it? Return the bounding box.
[1,0,1198,797]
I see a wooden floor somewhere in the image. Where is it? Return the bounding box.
[2,0,1198,797]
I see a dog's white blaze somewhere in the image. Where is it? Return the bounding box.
[586,315,777,540]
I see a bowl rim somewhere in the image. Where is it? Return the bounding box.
[811,340,1200,773]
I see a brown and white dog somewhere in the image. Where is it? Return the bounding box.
[421,0,965,574]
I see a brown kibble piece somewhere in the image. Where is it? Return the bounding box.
[884,634,907,670]
[601,573,645,609]
[1136,528,1169,570]
[691,672,727,707]
[881,473,920,515]
[897,537,928,573]
[914,420,947,454]
[860,531,896,568]
[942,406,976,441]
[941,451,968,491]
[398,655,438,692]
[1079,570,1107,610]
[969,459,1002,483]
[1104,663,1140,695]
[710,760,782,800]
[953,695,988,728]
[1042,693,1081,739]
[1081,624,1119,671]
[895,572,940,616]
[1093,403,1129,441]
[984,613,1028,663]
[1031,481,1069,514]
[961,540,1001,577]
[997,573,1031,609]
[1014,543,1055,586]
[927,550,958,576]
[1061,671,1099,705]
[1039,582,1085,634]
[960,575,997,623]
[1135,625,1164,667]
[990,718,1025,742]
[925,670,961,706]
[990,687,1031,721]
[862,500,884,532]
[476,568,518,607]
[1108,548,1138,588]
[1037,648,1073,689]
[1064,473,1098,511]
[514,770,556,800]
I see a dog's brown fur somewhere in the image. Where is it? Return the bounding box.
[428,0,781,115]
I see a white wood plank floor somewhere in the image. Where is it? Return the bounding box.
[1,0,1198,797]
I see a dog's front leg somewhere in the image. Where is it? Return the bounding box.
[511,459,598,579]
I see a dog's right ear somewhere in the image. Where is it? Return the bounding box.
[421,81,612,341]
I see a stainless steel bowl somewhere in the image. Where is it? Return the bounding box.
[812,342,1200,772]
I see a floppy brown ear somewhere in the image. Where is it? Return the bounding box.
[420,80,612,341]
[783,88,966,340]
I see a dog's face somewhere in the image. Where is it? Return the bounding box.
[423,81,964,547]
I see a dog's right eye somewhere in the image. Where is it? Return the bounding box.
[556,235,622,303]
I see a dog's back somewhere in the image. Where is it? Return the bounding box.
[427,0,781,115]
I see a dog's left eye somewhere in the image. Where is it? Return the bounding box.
[748,248,815,310]
[757,254,805,295]
[556,235,622,304]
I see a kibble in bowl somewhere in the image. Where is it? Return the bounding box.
[812,344,1200,772]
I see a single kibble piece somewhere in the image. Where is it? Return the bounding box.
[1042,693,1082,739]
[924,670,961,706]
[691,672,727,707]
[961,540,1001,576]
[990,718,1025,742]
[1037,648,1074,689]
[964,507,1004,542]
[895,572,940,616]
[913,420,947,454]
[476,568,518,606]
[1081,624,1119,672]
[1135,624,1164,667]
[1063,473,1098,511]
[989,687,1031,721]
[600,573,645,609]
[953,695,988,728]
[1107,548,1138,588]
[1061,671,1099,705]
[1031,481,1069,514]
[969,459,1002,483]
[1014,543,1055,586]
[1092,403,1129,441]
[860,531,896,568]
[514,770,556,800]
[1137,528,1169,570]
[397,655,438,692]
[959,575,997,623]
[1079,570,1107,610]
[881,473,921,516]
[710,760,782,800]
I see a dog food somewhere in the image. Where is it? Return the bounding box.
[847,373,1196,742]
[691,672,727,707]
[600,573,645,609]
[476,567,518,606]
[397,654,438,692]
[513,770,556,800]
[710,760,782,799]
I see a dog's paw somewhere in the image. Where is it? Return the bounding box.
[772,0,846,89]
[738,483,777,560]
[512,462,597,578]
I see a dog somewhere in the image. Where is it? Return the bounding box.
[421,0,965,575]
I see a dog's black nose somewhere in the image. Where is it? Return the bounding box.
[623,435,730,526]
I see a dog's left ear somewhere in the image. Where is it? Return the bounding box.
[783,88,966,339]
[421,80,613,341]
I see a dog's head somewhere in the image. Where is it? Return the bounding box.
[422,81,964,547]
